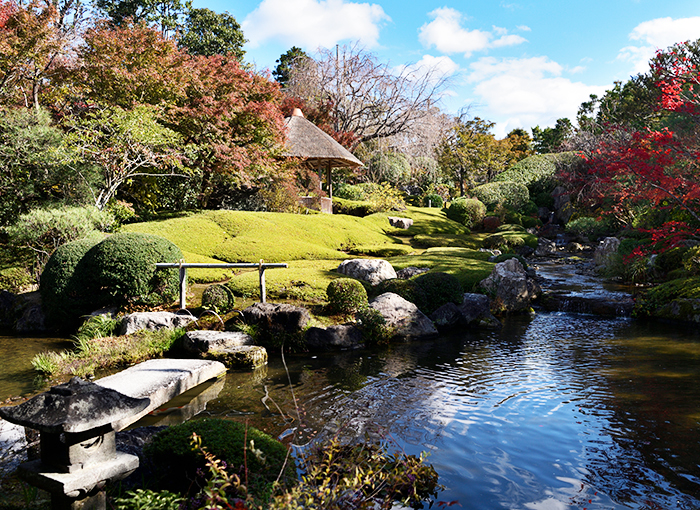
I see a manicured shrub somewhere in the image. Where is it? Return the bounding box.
[471,181,529,211]
[40,237,105,327]
[83,232,182,307]
[0,267,33,293]
[201,283,235,313]
[422,193,443,208]
[144,418,295,502]
[373,271,462,315]
[332,197,376,217]
[482,215,501,232]
[412,271,463,315]
[446,197,486,228]
[327,277,368,314]
[654,246,687,276]
[521,216,541,229]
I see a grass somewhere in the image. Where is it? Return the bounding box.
[31,327,184,378]
[121,207,501,298]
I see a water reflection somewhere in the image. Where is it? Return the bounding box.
[199,313,700,509]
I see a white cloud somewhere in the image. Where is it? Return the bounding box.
[618,16,700,73]
[242,0,390,49]
[466,56,608,137]
[402,54,460,81]
[419,7,526,57]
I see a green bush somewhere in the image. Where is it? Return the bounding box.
[654,246,688,276]
[83,233,182,307]
[144,418,295,501]
[327,277,368,314]
[0,267,33,292]
[334,182,405,212]
[40,237,104,327]
[3,206,114,275]
[334,183,366,201]
[422,193,443,208]
[332,197,376,217]
[471,181,529,211]
[496,152,582,197]
[114,489,184,510]
[356,306,391,345]
[521,216,541,229]
[565,216,618,241]
[446,197,486,228]
[683,246,700,275]
[201,283,235,313]
[374,271,462,315]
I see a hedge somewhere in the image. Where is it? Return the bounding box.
[471,181,529,211]
[445,197,486,228]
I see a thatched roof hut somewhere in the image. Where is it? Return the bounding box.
[283,108,362,200]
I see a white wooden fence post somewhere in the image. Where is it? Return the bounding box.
[179,260,187,309]
[259,259,266,303]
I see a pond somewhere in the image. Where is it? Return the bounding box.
[2,279,700,508]
[189,313,700,509]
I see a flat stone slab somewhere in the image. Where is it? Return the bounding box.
[95,359,226,431]
[183,330,253,354]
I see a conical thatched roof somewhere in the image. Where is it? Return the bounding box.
[283,109,362,169]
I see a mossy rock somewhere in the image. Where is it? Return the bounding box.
[144,418,295,502]
[374,271,463,315]
[203,345,268,369]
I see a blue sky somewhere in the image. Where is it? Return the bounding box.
[191,0,700,137]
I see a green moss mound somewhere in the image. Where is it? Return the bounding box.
[327,277,368,314]
[144,418,295,501]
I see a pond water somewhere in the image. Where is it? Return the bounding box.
[3,268,700,509]
[193,314,700,509]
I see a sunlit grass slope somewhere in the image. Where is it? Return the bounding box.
[123,207,494,297]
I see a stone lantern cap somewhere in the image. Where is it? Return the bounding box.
[0,377,150,434]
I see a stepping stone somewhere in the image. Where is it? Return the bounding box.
[202,346,268,370]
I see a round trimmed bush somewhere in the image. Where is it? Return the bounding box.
[327,277,368,314]
[144,418,295,501]
[83,233,182,307]
[201,283,235,313]
[412,272,463,315]
[471,181,529,211]
[446,197,486,228]
[422,193,443,208]
[40,236,105,327]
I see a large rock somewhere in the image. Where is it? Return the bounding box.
[478,258,540,314]
[368,292,438,341]
[388,216,414,229]
[120,311,196,336]
[241,302,310,334]
[337,259,397,286]
[429,293,501,330]
[395,266,429,280]
[182,330,253,354]
[594,237,621,269]
[535,237,557,257]
[305,324,363,351]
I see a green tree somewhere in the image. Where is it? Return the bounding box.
[0,107,72,226]
[273,46,309,87]
[93,0,191,37]
[531,118,572,153]
[63,105,185,210]
[177,8,245,59]
[437,115,511,196]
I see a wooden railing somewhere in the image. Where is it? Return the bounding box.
[155,260,288,309]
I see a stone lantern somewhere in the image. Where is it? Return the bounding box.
[0,377,150,510]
